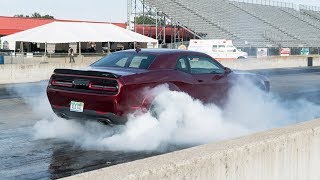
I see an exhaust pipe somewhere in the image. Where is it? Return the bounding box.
[59,113,69,119]
[98,118,114,126]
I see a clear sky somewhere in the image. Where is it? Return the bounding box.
[1,0,320,23]
[1,0,128,22]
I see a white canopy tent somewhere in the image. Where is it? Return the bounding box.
[0,21,158,52]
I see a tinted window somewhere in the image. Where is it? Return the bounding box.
[187,56,224,74]
[91,52,156,69]
[176,58,189,72]
[218,45,225,52]
[226,45,236,52]
[115,57,128,67]
[129,55,153,69]
[212,45,218,52]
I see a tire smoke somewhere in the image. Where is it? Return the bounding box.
[19,78,320,152]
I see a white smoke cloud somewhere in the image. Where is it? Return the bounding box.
[24,78,320,152]
[7,82,55,118]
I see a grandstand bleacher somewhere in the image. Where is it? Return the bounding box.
[144,0,320,49]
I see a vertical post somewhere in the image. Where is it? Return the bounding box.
[10,52,13,64]
[20,41,24,63]
[171,19,173,46]
[174,23,177,48]
[79,42,81,55]
[308,57,313,67]
[44,42,47,63]
[177,27,180,44]
[21,41,24,63]
[108,42,111,54]
[134,0,137,32]
[127,0,131,30]
[180,28,183,44]
[44,42,47,56]
[156,9,158,41]
[20,41,23,54]
[142,0,145,35]
[163,16,166,45]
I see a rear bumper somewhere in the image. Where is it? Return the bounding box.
[52,105,127,125]
[47,86,129,124]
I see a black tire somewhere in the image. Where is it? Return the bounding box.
[255,82,268,92]
[149,102,159,119]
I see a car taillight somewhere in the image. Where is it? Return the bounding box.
[88,82,118,92]
[51,79,73,87]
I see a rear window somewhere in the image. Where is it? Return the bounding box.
[91,52,156,69]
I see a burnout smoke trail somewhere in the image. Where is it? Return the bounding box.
[11,79,320,152]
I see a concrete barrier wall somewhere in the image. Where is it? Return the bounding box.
[0,56,99,84]
[65,119,320,180]
[3,55,103,64]
[219,56,320,70]
[0,62,94,84]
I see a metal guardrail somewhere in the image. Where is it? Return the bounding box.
[228,0,320,11]
[228,0,298,9]
[299,5,320,12]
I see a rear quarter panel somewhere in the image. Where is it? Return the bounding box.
[117,69,194,114]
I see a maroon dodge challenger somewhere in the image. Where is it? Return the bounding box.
[47,49,269,124]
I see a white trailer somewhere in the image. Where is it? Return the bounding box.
[188,39,248,60]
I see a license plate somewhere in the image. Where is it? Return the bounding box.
[70,101,84,112]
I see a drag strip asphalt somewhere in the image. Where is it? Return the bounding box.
[0,66,320,179]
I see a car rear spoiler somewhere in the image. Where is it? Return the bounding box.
[53,69,121,78]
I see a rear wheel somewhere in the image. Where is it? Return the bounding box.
[255,82,268,92]
[144,83,181,119]
[149,101,160,119]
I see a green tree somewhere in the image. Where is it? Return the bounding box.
[13,12,54,19]
[135,16,156,25]
[134,15,165,26]
[31,12,42,18]
[42,15,55,19]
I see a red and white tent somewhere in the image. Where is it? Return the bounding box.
[1,21,158,50]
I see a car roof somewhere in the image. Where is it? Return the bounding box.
[120,48,201,55]
[111,48,216,70]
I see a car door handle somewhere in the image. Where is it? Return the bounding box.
[212,75,223,80]
[198,80,204,83]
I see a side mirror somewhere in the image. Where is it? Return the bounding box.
[233,49,237,52]
[224,67,232,74]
